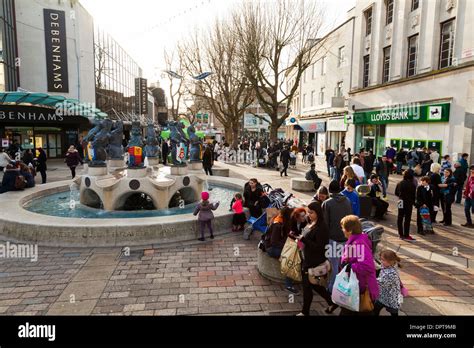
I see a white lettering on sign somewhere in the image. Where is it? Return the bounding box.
[370,112,409,122]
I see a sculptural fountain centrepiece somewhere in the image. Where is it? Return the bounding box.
[0,118,243,247]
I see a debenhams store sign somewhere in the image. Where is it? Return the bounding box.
[0,105,87,124]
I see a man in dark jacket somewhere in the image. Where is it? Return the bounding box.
[161,140,169,166]
[363,150,375,178]
[305,163,322,191]
[35,147,47,184]
[376,155,390,197]
[325,148,334,177]
[369,174,389,220]
[280,146,290,177]
[395,170,417,240]
[454,160,467,204]
[321,180,352,293]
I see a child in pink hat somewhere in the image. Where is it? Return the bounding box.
[193,191,219,241]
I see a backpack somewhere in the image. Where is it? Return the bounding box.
[15,175,26,190]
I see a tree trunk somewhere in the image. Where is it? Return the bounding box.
[231,126,240,150]
[269,122,279,143]
[224,126,233,146]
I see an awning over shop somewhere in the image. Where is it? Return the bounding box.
[0,92,108,120]
[297,119,326,132]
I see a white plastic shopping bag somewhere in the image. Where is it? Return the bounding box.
[331,265,360,312]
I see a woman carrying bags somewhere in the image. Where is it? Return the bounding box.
[295,201,337,316]
[338,215,379,316]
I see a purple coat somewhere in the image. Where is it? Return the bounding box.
[193,201,219,221]
[341,233,380,301]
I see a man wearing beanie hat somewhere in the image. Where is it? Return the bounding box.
[321,180,352,294]
[194,191,219,241]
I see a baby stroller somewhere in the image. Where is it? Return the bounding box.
[243,184,293,240]
[360,218,384,264]
[289,152,297,169]
[307,152,315,164]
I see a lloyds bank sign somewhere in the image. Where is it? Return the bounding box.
[352,102,450,125]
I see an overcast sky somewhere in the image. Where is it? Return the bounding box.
[80,0,356,87]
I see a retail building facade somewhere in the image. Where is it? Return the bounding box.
[347,0,473,158]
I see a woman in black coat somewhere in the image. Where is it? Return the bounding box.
[36,148,47,184]
[202,146,214,176]
[296,201,336,316]
[243,178,264,218]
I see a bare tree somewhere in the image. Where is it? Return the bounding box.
[233,0,326,142]
[163,49,186,121]
[178,19,254,148]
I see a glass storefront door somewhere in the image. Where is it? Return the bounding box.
[34,127,62,158]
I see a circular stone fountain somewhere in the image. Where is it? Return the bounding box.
[0,161,245,248]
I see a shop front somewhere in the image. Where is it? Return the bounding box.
[351,101,450,158]
[326,116,347,152]
[298,119,326,155]
[0,92,107,158]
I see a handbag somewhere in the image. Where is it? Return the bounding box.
[279,238,302,282]
[308,260,331,287]
[359,288,374,312]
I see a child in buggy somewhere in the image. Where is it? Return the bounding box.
[243,184,305,240]
[360,218,384,266]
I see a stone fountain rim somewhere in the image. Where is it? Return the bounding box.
[0,176,247,227]
[0,175,249,247]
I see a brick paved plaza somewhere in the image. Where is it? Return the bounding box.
[0,158,473,316]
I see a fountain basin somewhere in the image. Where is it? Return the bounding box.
[0,176,247,247]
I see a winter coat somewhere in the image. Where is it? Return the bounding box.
[0,152,13,168]
[454,167,467,187]
[376,161,389,178]
[264,220,288,250]
[280,149,290,165]
[22,152,34,166]
[20,170,35,188]
[0,168,20,193]
[321,193,352,242]
[363,155,375,174]
[232,199,244,214]
[377,266,401,309]
[202,150,214,167]
[464,176,474,199]
[65,150,82,168]
[36,150,47,171]
[341,189,360,217]
[193,201,219,221]
[429,172,441,206]
[290,219,308,237]
[300,222,329,270]
[395,179,417,207]
[416,185,433,209]
[341,233,380,301]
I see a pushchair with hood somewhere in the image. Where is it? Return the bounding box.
[243,184,304,240]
